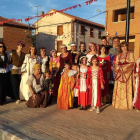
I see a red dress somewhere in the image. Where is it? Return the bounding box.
[87,67,104,107]
[133,57,140,110]
[97,55,111,103]
[78,67,89,106]
[60,52,73,71]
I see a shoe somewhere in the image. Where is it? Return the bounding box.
[96,108,100,114]
[83,107,87,110]
[79,106,83,110]
[16,100,21,104]
[89,107,95,111]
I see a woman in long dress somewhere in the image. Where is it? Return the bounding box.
[0,42,9,105]
[112,42,135,110]
[49,50,60,96]
[60,44,72,71]
[58,61,75,110]
[20,46,41,101]
[133,57,140,111]
[86,42,98,66]
[78,56,89,110]
[26,64,47,108]
[97,45,111,103]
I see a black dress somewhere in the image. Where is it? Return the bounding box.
[0,54,8,105]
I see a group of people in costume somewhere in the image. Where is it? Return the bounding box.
[0,35,140,113]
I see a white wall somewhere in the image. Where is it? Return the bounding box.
[34,10,73,55]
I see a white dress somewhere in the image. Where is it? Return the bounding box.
[91,69,98,107]
[20,54,41,100]
[80,68,87,92]
[41,56,49,73]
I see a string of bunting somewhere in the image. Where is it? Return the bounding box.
[0,0,97,25]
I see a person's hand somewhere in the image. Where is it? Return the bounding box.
[22,72,25,76]
[70,87,74,91]
[33,94,36,100]
[134,73,139,77]
[101,83,104,90]
[88,85,91,89]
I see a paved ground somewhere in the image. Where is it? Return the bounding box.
[0,99,140,140]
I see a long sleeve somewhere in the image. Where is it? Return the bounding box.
[21,55,28,73]
[69,53,73,66]
[87,67,91,87]
[7,51,12,71]
[70,75,75,89]
[99,68,105,84]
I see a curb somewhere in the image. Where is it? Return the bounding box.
[0,125,31,140]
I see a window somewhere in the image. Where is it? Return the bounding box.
[90,28,94,38]
[81,25,86,35]
[98,30,101,39]
[57,25,63,36]
[57,41,63,52]
[113,7,134,22]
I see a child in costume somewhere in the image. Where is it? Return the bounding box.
[78,56,89,110]
[72,63,79,108]
[42,69,53,105]
[87,56,104,113]
[58,61,75,110]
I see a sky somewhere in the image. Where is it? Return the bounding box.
[0,0,106,25]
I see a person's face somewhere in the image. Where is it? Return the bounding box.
[30,47,36,54]
[71,45,76,51]
[45,73,49,78]
[121,45,127,52]
[65,64,70,70]
[92,59,97,66]
[113,39,120,48]
[80,44,85,51]
[82,58,87,65]
[35,68,41,74]
[61,47,67,53]
[17,45,23,51]
[40,50,46,56]
[52,52,57,58]
[72,66,77,71]
[101,47,106,54]
[101,39,107,45]
[91,45,96,51]
[0,44,4,53]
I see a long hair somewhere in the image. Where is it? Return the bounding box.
[0,42,6,53]
[99,45,108,55]
[90,56,99,66]
[119,41,129,54]
[79,42,86,52]
[29,46,37,55]
[88,42,97,52]
[80,56,87,64]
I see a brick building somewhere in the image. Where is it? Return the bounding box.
[106,0,140,60]
[0,16,34,53]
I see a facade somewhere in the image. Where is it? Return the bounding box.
[0,16,34,53]
[34,9,105,55]
[106,0,140,60]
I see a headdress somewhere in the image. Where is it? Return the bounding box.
[61,44,67,49]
